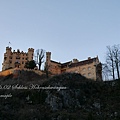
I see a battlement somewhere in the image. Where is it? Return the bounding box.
[6,46,12,52]
[28,48,34,52]
[2,47,34,71]
[2,47,102,81]
[46,52,51,55]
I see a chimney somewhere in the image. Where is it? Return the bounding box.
[73,59,79,63]
[88,57,91,60]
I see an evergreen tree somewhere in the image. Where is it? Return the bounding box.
[24,60,36,69]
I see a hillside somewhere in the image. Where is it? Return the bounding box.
[0,71,120,120]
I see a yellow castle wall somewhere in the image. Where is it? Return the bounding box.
[45,51,102,81]
[2,47,34,70]
[48,62,61,75]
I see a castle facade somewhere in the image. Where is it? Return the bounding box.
[2,47,102,81]
[2,47,34,70]
[46,52,102,81]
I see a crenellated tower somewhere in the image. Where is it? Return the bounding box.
[28,48,34,61]
[46,52,51,65]
[2,47,12,70]
[2,47,34,70]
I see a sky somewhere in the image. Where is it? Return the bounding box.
[0,0,120,71]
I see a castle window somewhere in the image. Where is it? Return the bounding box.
[22,58,24,60]
[55,66,57,68]
[26,58,28,60]
[15,60,20,63]
[22,61,24,64]
[88,73,91,76]
[4,57,7,60]
[75,71,78,73]
[88,67,91,70]
[9,56,12,59]
[9,60,12,63]
[16,57,20,59]
[83,74,86,77]
[82,68,86,71]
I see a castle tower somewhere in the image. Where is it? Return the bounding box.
[28,48,34,61]
[2,47,12,70]
[46,52,51,65]
[92,56,102,81]
[2,47,34,71]
[6,46,12,53]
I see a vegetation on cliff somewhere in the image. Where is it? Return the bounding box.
[0,71,120,120]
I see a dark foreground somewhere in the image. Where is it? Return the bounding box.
[0,71,120,120]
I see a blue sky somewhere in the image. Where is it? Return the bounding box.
[0,0,120,70]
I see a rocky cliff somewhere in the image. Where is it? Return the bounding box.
[0,71,120,120]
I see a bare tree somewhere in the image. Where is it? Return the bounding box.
[105,45,120,80]
[106,46,115,80]
[112,45,120,79]
[35,49,45,70]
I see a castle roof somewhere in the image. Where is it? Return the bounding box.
[50,60,61,64]
[49,55,99,69]
[61,57,98,68]
[61,61,72,68]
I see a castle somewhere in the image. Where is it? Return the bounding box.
[2,47,102,81]
[46,52,102,81]
[2,47,34,70]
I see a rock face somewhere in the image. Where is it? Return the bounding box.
[43,73,120,119]
[0,72,120,120]
[45,89,81,111]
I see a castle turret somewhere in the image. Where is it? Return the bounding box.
[2,47,12,70]
[6,46,12,53]
[2,47,34,71]
[46,52,51,65]
[28,48,34,61]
